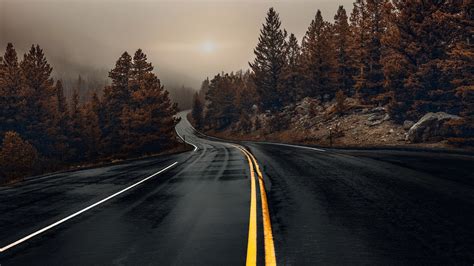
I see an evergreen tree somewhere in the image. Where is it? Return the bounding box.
[20,45,56,156]
[102,52,132,154]
[121,72,178,154]
[445,1,474,136]
[235,71,258,112]
[82,92,102,159]
[333,6,354,95]
[69,90,86,161]
[350,0,369,100]
[192,92,204,129]
[301,10,335,100]
[249,7,287,111]
[0,131,38,182]
[205,73,239,129]
[0,43,26,139]
[120,49,178,154]
[383,0,463,121]
[279,33,302,104]
[351,0,391,104]
[51,80,70,160]
[198,77,210,101]
[130,49,153,93]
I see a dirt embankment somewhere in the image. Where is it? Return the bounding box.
[192,97,473,151]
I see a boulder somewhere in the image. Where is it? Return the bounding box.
[407,112,462,143]
[403,120,415,130]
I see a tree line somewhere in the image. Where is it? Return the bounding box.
[194,0,473,135]
[0,43,178,182]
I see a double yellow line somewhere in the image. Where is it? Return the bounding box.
[233,145,277,266]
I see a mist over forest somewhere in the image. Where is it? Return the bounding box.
[1,0,353,108]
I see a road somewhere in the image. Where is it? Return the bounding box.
[1,111,473,265]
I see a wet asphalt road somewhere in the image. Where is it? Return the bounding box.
[1,111,474,265]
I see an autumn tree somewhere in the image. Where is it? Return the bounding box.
[51,80,70,160]
[235,71,258,112]
[279,33,302,104]
[130,49,153,93]
[192,92,204,129]
[120,49,178,154]
[383,0,463,121]
[198,77,210,102]
[0,43,26,139]
[445,1,474,137]
[205,73,239,129]
[0,131,38,182]
[82,92,102,159]
[333,6,354,95]
[20,45,56,156]
[301,10,335,101]
[250,7,287,111]
[68,90,86,161]
[351,0,391,104]
[101,52,132,155]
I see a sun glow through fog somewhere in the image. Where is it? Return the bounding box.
[201,41,216,53]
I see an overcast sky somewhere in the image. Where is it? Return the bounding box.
[1,0,354,89]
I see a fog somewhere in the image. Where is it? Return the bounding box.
[1,0,353,90]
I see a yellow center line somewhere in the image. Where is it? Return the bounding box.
[233,144,277,266]
[232,144,258,266]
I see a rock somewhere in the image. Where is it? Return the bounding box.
[407,112,462,143]
[403,120,415,130]
[367,114,382,121]
[369,106,386,114]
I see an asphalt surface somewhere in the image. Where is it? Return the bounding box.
[1,111,473,265]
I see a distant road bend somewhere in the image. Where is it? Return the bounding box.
[1,111,473,265]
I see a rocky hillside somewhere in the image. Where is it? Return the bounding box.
[202,97,472,150]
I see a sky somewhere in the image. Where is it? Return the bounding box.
[1,0,354,89]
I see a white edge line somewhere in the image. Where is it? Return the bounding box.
[0,161,178,253]
[175,128,198,152]
[183,116,323,153]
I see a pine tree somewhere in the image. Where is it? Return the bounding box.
[192,92,204,129]
[350,0,369,100]
[51,80,70,160]
[121,72,178,154]
[206,73,239,129]
[0,131,39,182]
[198,77,210,101]
[0,43,26,139]
[445,1,474,135]
[68,90,86,161]
[383,0,463,121]
[279,33,302,104]
[102,52,132,154]
[82,92,102,159]
[20,45,56,156]
[120,49,178,154]
[249,7,287,111]
[351,0,391,104]
[301,10,335,101]
[333,6,354,96]
[130,49,153,93]
[235,71,258,113]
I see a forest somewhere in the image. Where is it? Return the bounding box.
[192,0,473,147]
[0,44,180,183]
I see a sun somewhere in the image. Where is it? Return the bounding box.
[201,41,216,53]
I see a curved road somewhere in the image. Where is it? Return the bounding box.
[0,111,473,265]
